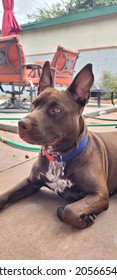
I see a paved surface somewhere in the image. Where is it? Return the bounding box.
[0,100,117,260]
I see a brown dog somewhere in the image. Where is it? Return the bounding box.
[0,61,117,229]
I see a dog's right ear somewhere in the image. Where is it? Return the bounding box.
[68,64,94,107]
[38,61,53,95]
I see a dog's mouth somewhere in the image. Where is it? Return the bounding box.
[19,129,59,147]
[45,137,59,147]
[19,132,37,145]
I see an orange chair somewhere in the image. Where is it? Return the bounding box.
[35,45,79,87]
[51,45,79,86]
[0,35,42,111]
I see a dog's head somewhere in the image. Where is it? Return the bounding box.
[18,61,94,152]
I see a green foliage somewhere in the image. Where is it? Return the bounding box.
[27,3,65,21]
[102,72,117,95]
[27,0,117,21]
[27,2,66,21]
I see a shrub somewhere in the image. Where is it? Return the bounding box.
[102,72,117,99]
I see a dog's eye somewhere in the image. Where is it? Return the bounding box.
[53,107,61,113]
[48,102,61,114]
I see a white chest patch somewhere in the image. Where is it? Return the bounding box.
[44,161,73,194]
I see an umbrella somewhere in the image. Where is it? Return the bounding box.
[1,0,22,36]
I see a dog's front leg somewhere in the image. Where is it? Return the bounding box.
[0,178,40,210]
[62,190,109,229]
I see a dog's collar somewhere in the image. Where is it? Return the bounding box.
[42,134,88,163]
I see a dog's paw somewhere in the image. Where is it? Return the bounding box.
[61,205,97,228]
[79,213,96,227]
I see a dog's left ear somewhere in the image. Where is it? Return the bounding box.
[68,64,94,106]
[38,61,53,95]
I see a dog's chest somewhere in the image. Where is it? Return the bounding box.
[41,161,73,194]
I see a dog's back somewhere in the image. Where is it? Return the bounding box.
[91,131,117,193]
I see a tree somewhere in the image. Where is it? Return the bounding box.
[27,0,117,21]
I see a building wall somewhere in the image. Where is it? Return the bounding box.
[76,48,117,83]
[20,15,117,55]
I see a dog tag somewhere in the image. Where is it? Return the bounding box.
[59,161,66,176]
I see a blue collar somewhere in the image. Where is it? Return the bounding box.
[42,135,88,163]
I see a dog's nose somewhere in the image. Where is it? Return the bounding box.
[18,118,31,131]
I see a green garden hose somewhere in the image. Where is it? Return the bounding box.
[0,136,41,151]
[87,123,117,126]
[0,118,21,121]
[84,115,117,122]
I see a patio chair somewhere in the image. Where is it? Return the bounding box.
[35,45,79,87]
[51,45,79,86]
[0,35,42,112]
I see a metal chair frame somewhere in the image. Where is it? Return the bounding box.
[0,36,41,112]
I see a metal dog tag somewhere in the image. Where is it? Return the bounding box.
[59,161,66,176]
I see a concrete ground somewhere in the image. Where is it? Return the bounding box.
[0,100,117,260]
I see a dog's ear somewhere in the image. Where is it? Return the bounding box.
[38,61,53,95]
[68,64,94,106]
